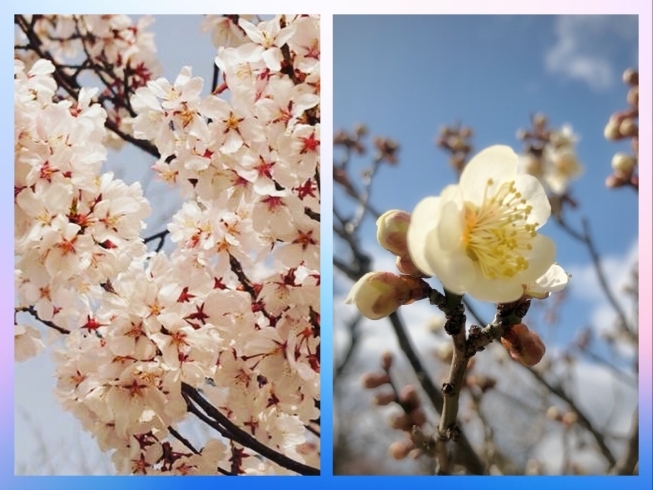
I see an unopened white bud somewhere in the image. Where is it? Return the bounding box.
[377,210,411,257]
[611,153,636,177]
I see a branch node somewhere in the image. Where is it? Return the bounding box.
[447,425,461,442]
[441,383,454,396]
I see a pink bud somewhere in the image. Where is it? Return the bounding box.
[381,350,394,370]
[376,210,411,257]
[395,254,424,277]
[373,391,396,406]
[388,413,412,431]
[399,385,420,410]
[361,372,390,389]
[389,440,413,460]
[500,323,546,367]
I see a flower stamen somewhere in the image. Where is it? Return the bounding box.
[464,179,536,279]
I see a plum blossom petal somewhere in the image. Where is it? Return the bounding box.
[407,145,557,302]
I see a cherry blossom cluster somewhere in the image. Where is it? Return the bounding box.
[15,15,162,151]
[15,14,320,476]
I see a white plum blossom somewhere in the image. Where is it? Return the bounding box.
[519,124,583,195]
[408,145,556,303]
[523,263,570,299]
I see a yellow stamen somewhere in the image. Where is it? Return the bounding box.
[464,179,536,279]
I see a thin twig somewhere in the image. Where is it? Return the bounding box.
[387,311,485,475]
[556,216,633,337]
[609,405,638,475]
[525,367,616,467]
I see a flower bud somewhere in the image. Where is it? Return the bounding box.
[395,254,423,277]
[622,68,638,86]
[388,412,412,431]
[604,119,621,141]
[605,174,626,188]
[546,405,562,421]
[373,391,396,406]
[409,407,427,426]
[389,440,413,460]
[361,372,390,389]
[627,86,638,108]
[354,123,367,136]
[345,272,427,320]
[381,350,394,370]
[399,385,420,410]
[500,323,546,367]
[533,113,547,128]
[377,210,411,256]
[562,411,578,426]
[611,153,636,178]
[619,118,637,138]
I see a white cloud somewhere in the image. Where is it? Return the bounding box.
[545,16,637,92]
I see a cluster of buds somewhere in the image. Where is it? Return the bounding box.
[465,372,497,394]
[499,323,546,367]
[604,68,638,190]
[516,113,583,203]
[373,136,400,165]
[435,123,474,174]
[361,352,430,461]
[346,210,430,319]
[546,406,579,427]
[333,125,398,197]
[333,124,367,155]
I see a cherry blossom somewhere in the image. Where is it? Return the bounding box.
[15,14,320,476]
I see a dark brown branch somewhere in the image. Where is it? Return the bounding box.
[168,426,199,454]
[334,314,362,379]
[181,383,319,475]
[17,306,70,334]
[144,229,170,252]
[304,207,320,222]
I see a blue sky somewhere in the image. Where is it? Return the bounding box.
[334,15,639,349]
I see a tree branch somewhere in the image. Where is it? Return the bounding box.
[181,383,319,475]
